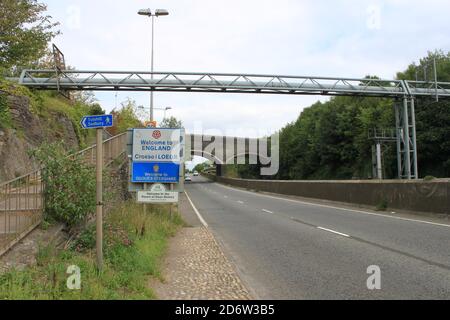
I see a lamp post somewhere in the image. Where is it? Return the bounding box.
[138,8,169,123]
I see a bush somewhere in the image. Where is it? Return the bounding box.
[30,142,96,227]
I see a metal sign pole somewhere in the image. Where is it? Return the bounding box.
[96,128,103,270]
[80,114,113,270]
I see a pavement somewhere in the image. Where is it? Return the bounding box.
[184,175,450,300]
[152,192,251,300]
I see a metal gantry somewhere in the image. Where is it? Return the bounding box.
[17,69,450,97]
[14,69,450,180]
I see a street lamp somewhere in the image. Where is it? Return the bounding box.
[137,8,169,123]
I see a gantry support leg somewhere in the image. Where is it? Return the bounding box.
[395,97,419,179]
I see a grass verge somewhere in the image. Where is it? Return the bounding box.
[0,201,183,300]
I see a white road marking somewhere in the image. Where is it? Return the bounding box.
[262,209,274,214]
[185,191,208,228]
[317,227,350,238]
[216,183,450,229]
[237,201,244,204]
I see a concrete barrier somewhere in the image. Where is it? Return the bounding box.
[203,174,450,215]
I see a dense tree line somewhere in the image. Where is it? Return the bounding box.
[236,51,450,180]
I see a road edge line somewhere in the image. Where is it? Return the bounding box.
[184,191,208,228]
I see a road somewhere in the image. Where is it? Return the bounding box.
[185,176,450,300]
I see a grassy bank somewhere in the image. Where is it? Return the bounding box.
[0,202,183,300]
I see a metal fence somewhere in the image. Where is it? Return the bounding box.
[0,132,127,256]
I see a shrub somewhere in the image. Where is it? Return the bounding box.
[30,142,96,227]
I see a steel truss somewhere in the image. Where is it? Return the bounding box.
[14,70,450,180]
[17,70,450,98]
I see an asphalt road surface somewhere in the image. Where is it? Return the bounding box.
[185,176,450,300]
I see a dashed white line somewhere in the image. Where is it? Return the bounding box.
[317,227,350,238]
[262,209,274,214]
[237,201,244,204]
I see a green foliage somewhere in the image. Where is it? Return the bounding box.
[194,161,213,173]
[0,201,183,300]
[0,93,12,129]
[88,103,105,116]
[0,0,60,74]
[30,142,96,227]
[160,116,183,128]
[110,98,142,135]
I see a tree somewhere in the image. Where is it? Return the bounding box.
[160,116,183,128]
[109,98,143,135]
[0,0,60,74]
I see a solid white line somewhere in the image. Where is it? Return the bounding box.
[216,183,450,229]
[184,191,208,228]
[317,227,350,238]
[237,200,244,204]
[262,209,274,214]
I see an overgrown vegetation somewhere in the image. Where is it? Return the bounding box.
[30,142,96,227]
[0,202,183,299]
[108,98,143,135]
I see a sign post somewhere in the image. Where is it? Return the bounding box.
[81,114,113,270]
[95,128,103,270]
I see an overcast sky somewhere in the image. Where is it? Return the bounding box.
[44,0,450,133]
[43,0,449,167]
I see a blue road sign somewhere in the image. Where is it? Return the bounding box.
[132,162,180,183]
[81,114,113,129]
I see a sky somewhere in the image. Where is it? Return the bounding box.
[43,0,450,167]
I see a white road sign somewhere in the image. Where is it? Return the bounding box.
[132,128,182,163]
[137,191,179,204]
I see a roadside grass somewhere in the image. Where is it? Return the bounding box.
[0,201,183,300]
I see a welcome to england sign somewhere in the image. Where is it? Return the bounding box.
[132,128,182,163]
[131,128,182,184]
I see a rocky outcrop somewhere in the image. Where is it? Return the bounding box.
[0,93,80,182]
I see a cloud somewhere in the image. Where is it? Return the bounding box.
[45,0,450,136]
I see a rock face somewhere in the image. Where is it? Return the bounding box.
[0,94,80,182]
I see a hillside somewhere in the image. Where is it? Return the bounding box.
[0,80,97,182]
